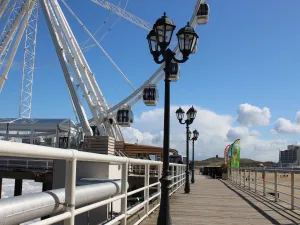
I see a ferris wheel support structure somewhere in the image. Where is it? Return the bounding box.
[46,0,101,136]
[0,0,17,72]
[40,0,93,136]
[0,0,36,92]
[41,0,122,139]
[54,0,123,140]
[0,0,11,20]
[0,0,28,58]
[19,1,39,118]
[50,0,121,139]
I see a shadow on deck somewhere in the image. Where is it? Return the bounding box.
[140,175,300,225]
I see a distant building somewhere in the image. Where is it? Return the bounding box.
[279,145,300,167]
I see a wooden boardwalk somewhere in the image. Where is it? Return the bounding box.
[141,175,300,225]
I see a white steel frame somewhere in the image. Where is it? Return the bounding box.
[0,140,186,225]
[90,0,153,31]
[19,0,39,118]
[0,0,203,141]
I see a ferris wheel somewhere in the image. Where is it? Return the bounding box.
[0,0,210,141]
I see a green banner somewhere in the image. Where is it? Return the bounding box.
[230,139,240,168]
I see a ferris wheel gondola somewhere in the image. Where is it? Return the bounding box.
[116,105,134,127]
[197,2,209,25]
[143,84,159,106]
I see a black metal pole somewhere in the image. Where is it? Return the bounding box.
[157,62,172,225]
[191,139,195,184]
[184,125,190,193]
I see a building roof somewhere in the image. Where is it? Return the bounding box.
[124,143,177,153]
[0,118,77,132]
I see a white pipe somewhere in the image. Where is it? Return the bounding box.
[0,0,35,92]
[0,180,123,225]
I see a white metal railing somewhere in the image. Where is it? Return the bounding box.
[0,140,186,225]
[0,158,53,170]
[228,167,300,210]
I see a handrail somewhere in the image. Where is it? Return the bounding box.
[0,140,186,225]
[228,167,300,210]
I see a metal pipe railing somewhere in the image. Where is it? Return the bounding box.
[0,140,186,225]
[229,167,300,210]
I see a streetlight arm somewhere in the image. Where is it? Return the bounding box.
[178,119,186,125]
[153,56,165,64]
[172,55,189,64]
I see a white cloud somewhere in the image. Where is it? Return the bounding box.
[250,130,260,136]
[273,116,300,134]
[296,111,300,124]
[226,127,260,142]
[237,103,271,126]
[122,105,287,162]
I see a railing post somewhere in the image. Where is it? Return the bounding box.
[144,163,150,215]
[243,170,246,187]
[179,166,182,186]
[233,169,236,183]
[181,166,183,186]
[255,170,257,193]
[291,172,295,210]
[64,158,77,225]
[157,164,162,203]
[121,162,128,225]
[176,165,179,189]
[274,171,278,202]
[182,165,186,186]
[248,170,251,190]
[239,169,241,186]
[171,165,174,192]
[263,170,266,196]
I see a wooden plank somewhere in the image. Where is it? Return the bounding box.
[141,175,300,225]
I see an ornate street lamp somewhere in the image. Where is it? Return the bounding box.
[147,12,198,225]
[191,129,199,184]
[176,106,197,193]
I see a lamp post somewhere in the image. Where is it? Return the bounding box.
[191,129,199,184]
[176,106,197,193]
[147,13,198,225]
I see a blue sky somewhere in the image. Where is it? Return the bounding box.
[1,0,300,160]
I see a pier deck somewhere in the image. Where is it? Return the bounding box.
[141,175,300,225]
